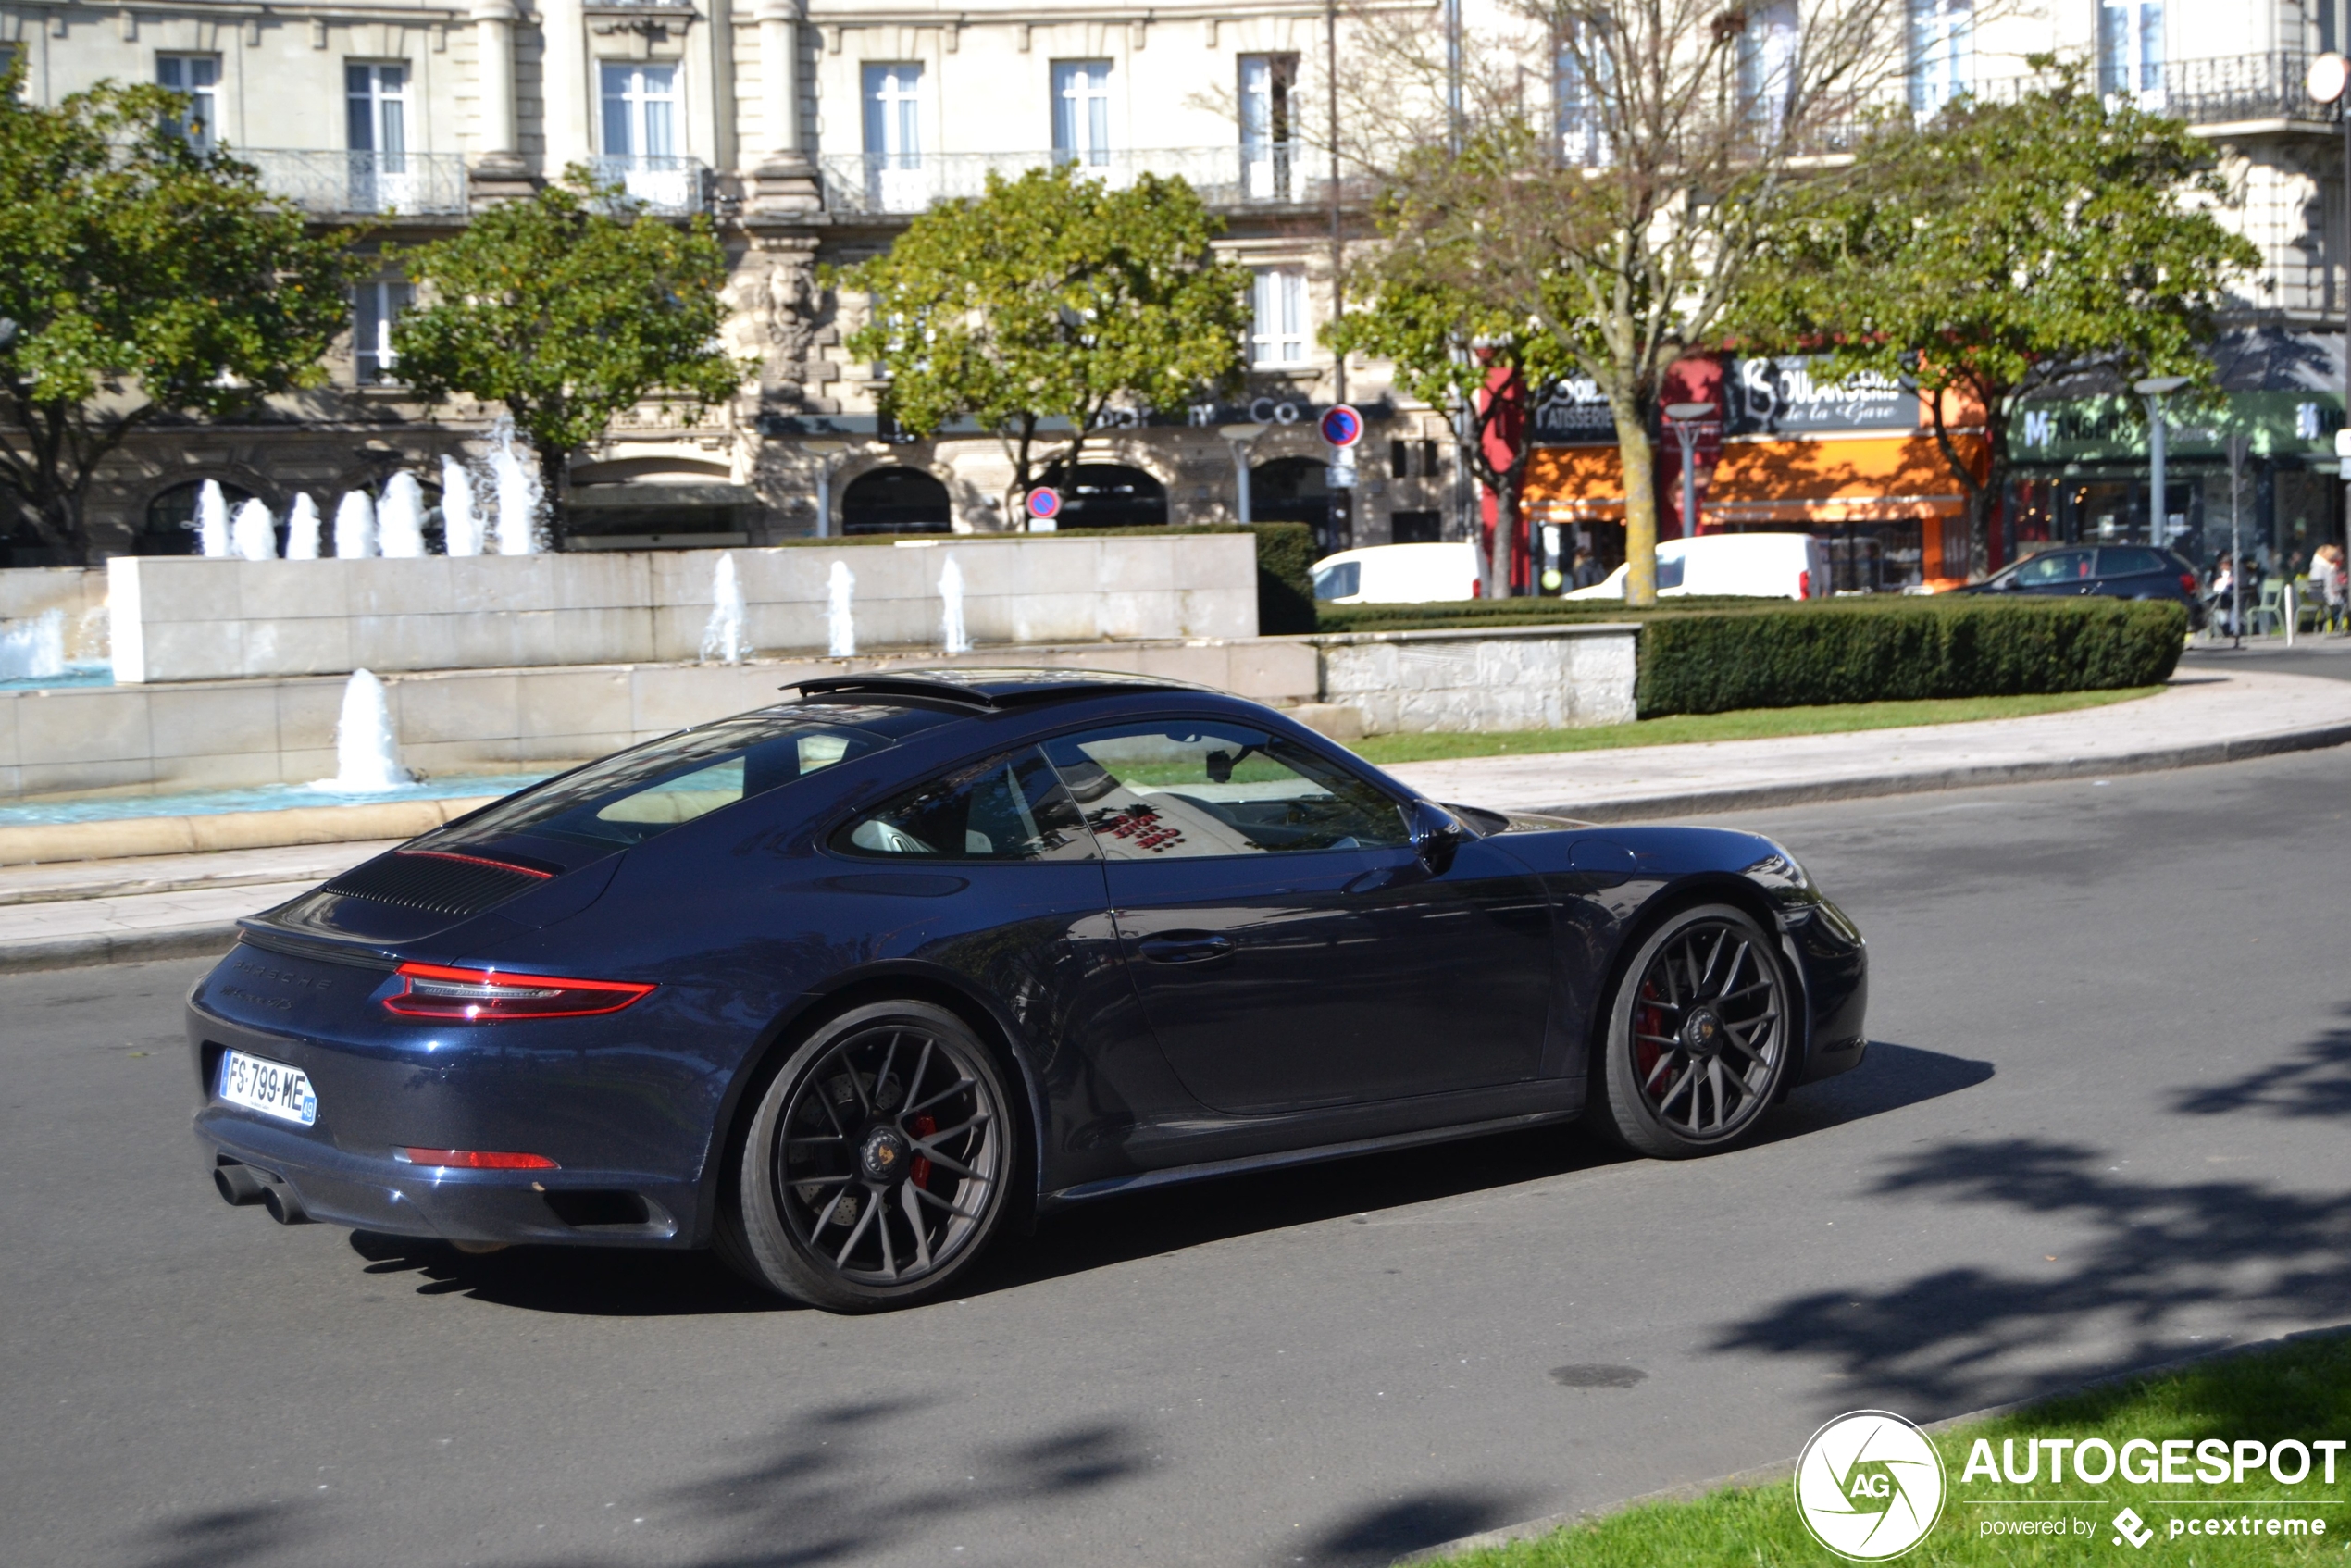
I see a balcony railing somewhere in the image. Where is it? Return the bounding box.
[590,154,712,215]
[1922,52,2339,130]
[816,145,1371,216]
[243,150,469,216]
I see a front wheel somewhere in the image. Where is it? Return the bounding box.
[722,1000,1014,1312]
[1591,904,1793,1159]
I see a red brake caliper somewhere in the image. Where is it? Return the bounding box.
[909,1114,936,1189]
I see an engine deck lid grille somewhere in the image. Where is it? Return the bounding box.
[322,849,554,918]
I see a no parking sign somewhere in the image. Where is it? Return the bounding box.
[1025,487,1062,530]
[1318,404,1363,449]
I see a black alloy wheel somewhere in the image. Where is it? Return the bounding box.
[1593,904,1791,1158]
[724,1000,1013,1311]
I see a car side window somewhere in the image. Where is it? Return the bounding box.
[1040,723,1409,859]
[2097,547,2167,577]
[1312,560,1361,600]
[1655,553,1685,590]
[2014,550,2091,586]
[832,748,1097,862]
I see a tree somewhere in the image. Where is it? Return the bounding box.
[1328,262,1571,597]
[840,164,1249,511]
[390,168,745,541]
[0,61,353,560]
[1739,64,2259,575]
[1343,0,1907,604]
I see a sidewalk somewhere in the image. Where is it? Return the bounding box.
[1383,667,2351,818]
[4,669,2348,973]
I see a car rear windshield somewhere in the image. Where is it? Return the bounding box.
[431,703,938,852]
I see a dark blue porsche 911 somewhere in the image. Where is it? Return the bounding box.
[189,669,1867,1312]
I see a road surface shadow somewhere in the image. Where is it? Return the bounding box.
[1712,1132,2351,1414]
[1302,1486,1543,1568]
[330,1040,1988,1318]
[2168,1000,2351,1122]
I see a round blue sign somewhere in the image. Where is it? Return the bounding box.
[1025,487,1062,520]
[1319,404,1364,449]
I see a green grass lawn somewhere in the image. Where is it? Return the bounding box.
[1347,688,2163,766]
[1437,1333,2351,1566]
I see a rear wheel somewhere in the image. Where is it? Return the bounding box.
[1591,904,1792,1159]
[722,1000,1014,1312]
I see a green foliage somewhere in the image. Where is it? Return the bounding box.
[838,164,1248,500]
[1247,522,1317,635]
[1635,597,2186,716]
[389,168,746,537]
[0,59,355,558]
[1740,62,2260,564]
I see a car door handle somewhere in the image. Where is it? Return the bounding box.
[1138,934,1236,964]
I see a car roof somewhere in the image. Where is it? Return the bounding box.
[792,667,1215,711]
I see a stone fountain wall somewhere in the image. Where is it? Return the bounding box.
[106,533,1259,684]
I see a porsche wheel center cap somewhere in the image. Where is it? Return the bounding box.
[859,1126,910,1182]
[1682,1008,1727,1057]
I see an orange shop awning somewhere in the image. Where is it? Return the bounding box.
[1523,431,1987,520]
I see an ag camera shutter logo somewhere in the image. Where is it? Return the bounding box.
[1794,1410,1947,1560]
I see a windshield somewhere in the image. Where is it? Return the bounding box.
[429,703,920,852]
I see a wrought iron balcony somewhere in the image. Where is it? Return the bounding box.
[590,154,713,215]
[816,145,1368,217]
[1931,52,2339,129]
[243,150,470,216]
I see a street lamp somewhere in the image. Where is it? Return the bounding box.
[2311,53,2351,595]
[802,440,847,538]
[1220,422,1268,526]
[2224,431,2250,648]
[1662,401,1716,541]
[2132,376,2189,554]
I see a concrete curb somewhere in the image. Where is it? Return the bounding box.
[1536,719,2351,823]
[1390,1322,2351,1565]
[0,922,238,975]
[0,796,499,867]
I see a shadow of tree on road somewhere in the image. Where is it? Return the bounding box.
[1713,1135,2351,1414]
[2170,1002,2351,1123]
[1303,1487,1542,1568]
[127,1500,320,1568]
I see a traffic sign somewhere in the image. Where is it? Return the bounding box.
[1318,404,1364,449]
[1325,463,1358,490]
[1025,487,1062,529]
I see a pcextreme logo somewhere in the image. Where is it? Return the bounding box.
[1795,1411,1948,1561]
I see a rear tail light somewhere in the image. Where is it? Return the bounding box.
[396,1148,559,1170]
[1798,570,1811,600]
[384,962,654,1021]
[2181,572,2196,594]
[1471,579,1484,598]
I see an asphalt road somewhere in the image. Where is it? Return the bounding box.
[7,747,2351,1568]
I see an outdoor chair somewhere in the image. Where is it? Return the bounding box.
[2252,579,2284,635]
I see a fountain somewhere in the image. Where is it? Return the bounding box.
[195,480,230,558]
[488,418,541,554]
[827,561,856,657]
[0,608,67,681]
[230,498,278,562]
[379,473,428,558]
[700,552,749,665]
[440,456,482,557]
[313,669,411,792]
[284,494,322,560]
[333,491,378,558]
[939,555,970,654]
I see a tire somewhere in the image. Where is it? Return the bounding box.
[720,999,1015,1312]
[1590,903,1794,1159]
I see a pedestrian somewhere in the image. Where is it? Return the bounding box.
[2208,555,2236,638]
[1570,546,1606,591]
[2316,542,2347,634]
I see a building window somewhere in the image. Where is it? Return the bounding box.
[1250,268,1310,368]
[1736,2,1798,137]
[1239,54,1296,200]
[2098,0,2163,102]
[355,280,413,384]
[600,63,678,160]
[157,55,219,153]
[1555,30,1611,167]
[863,63,923,167]
[1909,0,1971,117]
[1052,60,1113,168]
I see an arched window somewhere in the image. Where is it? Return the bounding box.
[840,467,952,535]
[1039,464,1167,529]
[142,479,256,556]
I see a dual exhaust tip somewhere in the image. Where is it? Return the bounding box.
[213,1158,307,1225]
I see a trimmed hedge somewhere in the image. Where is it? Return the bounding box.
[1635,596,2186,716]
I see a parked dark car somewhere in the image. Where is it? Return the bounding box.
[188,670,1868,1312]
[1959,544,2205,628]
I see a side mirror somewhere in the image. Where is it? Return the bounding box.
[1408,800,1472,874]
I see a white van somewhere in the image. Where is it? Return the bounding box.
[1311,541,1483,604]
[1564,532,1828,601]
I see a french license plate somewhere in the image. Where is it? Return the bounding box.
[218,1050,317,1127]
